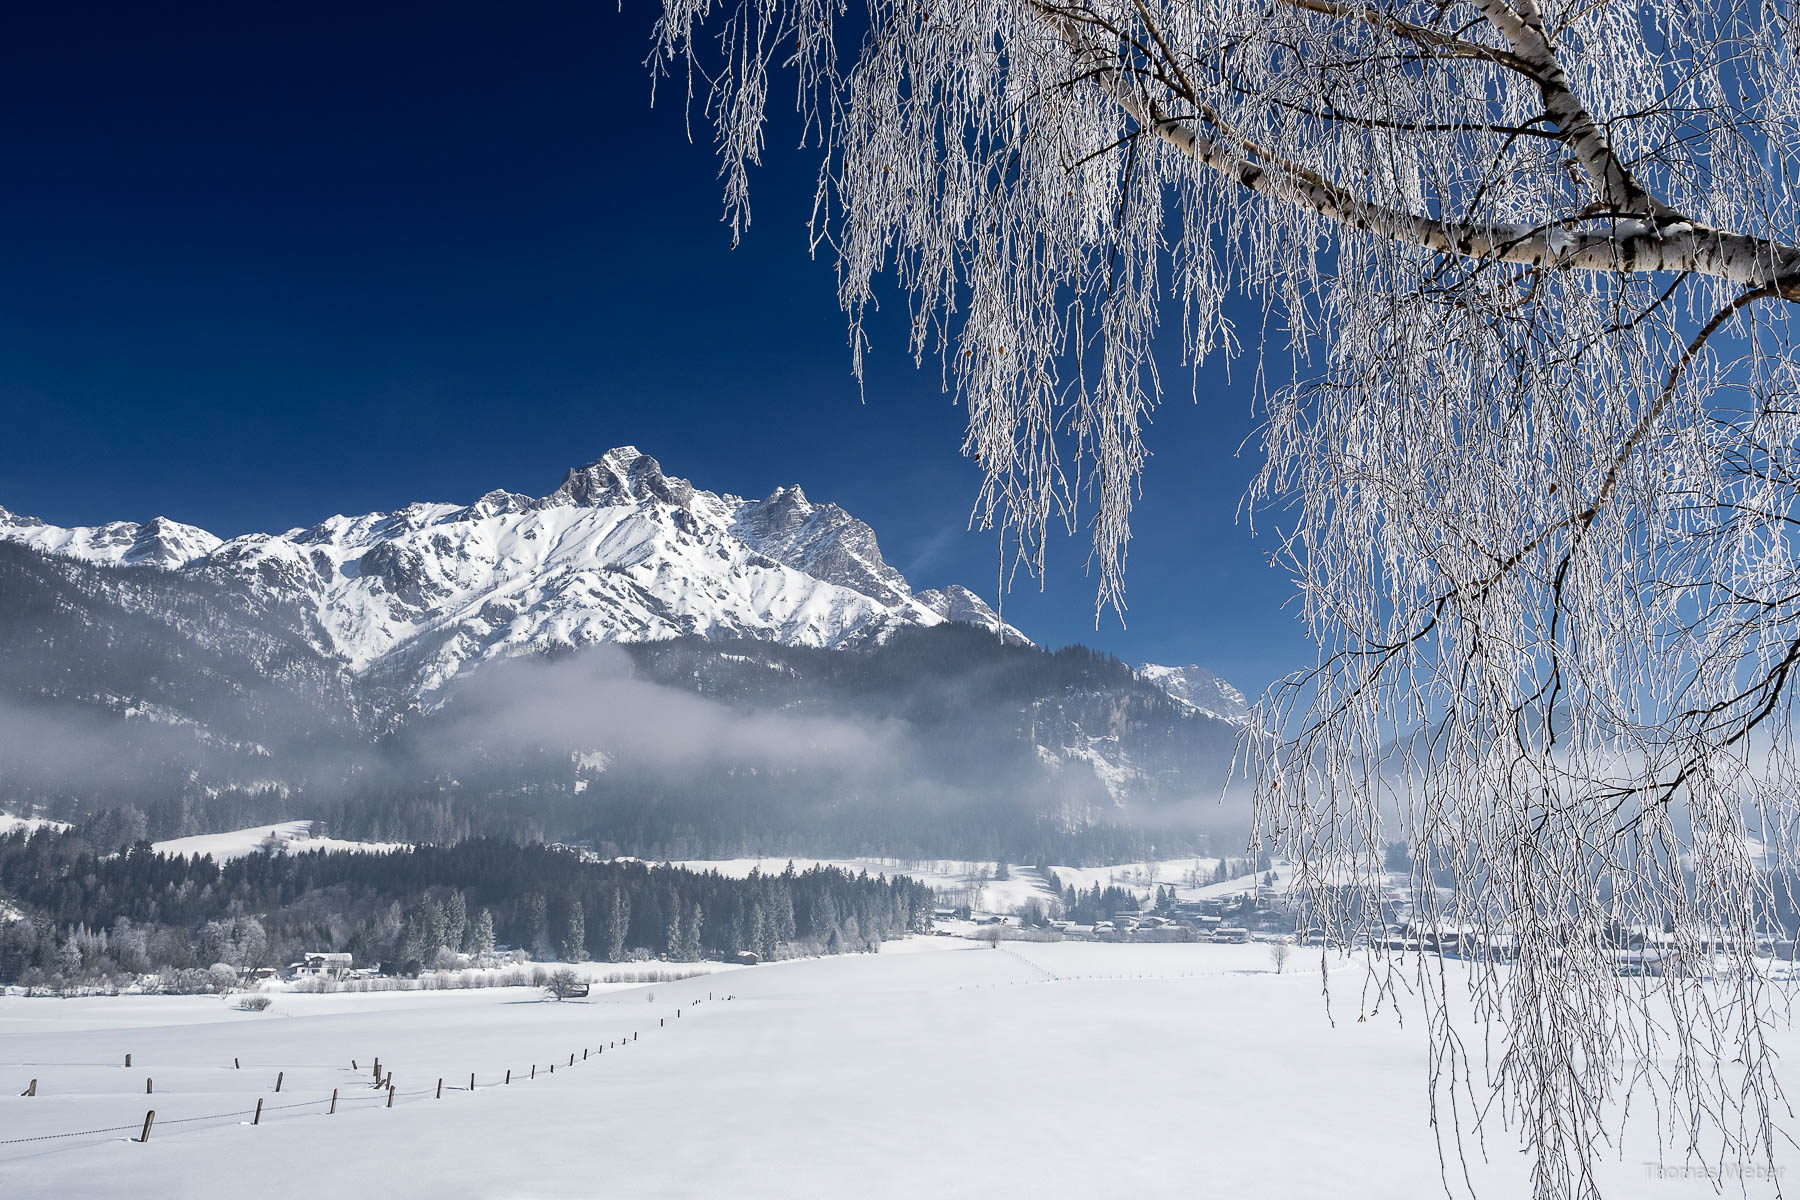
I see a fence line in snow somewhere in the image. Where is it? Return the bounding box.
[1,992,740,1149]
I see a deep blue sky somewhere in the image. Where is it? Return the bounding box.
[0,1,1305,691]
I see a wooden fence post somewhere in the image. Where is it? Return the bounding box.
[386,1085,395,1108]
[436,1077,443,1099]
[139,1110,155,1142]
[21,1079,35,1097]
[146,1077,153,1094]
[505,1069,511,1085]
[568,1054,574,1066]
[275,1071,283,1093]
[530,1064,535,1080]
[469,1072,476,1091]
[330,1087,338,1114]
[234,1057,240,1069]
[125,1053,132,1067]
[253,1098,263,1125]
[583,1049,588,1061]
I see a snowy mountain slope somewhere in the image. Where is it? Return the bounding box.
[1135,663,1252,724]
[727,483,913,607]
[0,448,1026,704]
[0,506,221,569]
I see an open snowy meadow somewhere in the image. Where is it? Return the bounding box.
[3,939,1784,1198]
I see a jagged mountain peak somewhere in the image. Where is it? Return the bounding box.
[454,489,535,521]
[914,584,1014,639]
[728,481,911,608]
[760,483,810,509]
[546,446,696,510]
[1135,662,1252,724]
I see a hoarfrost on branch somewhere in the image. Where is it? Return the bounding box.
[644,0,1800,1192]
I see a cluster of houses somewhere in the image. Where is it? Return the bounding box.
[944,890,1285,944]
[1068,911,1257,943]
[935,862,1800,970]
[1366,917,1795,974]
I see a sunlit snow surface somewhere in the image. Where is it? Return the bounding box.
[2,940,1781,1197]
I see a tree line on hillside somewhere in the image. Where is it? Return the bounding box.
[34,783,1196,868]
[0,830,933,991]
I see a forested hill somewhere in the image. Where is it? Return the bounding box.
[0,539,360,747]
[322,628,1243,860]
[0,830,933,986]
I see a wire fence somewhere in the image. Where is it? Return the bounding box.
[0,993,737,1150]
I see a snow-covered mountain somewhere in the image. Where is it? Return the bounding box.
[0,454,1254,853]
[1134,663,1252,725]
[0,506,222,570]
[0,448,1027,704]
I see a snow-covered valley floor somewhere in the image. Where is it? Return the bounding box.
[1,941,1786,1198]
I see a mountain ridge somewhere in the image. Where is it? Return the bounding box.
[1,449,1029,703]
[0,449,1243,720]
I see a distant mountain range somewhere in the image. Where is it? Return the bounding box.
[0,449,1251,857]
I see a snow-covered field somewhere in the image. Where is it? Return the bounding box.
[0,813,70,839]
[2,940,1781,1197]
[149,821,408,862]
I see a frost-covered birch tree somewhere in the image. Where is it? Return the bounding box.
[641,0,1800,1193]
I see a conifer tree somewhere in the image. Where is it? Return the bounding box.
[421,897,446,958]
[528,893,551,960]
[470,908,496,964]
[680,903,704,963]
[606,891,629,962]
[564,900,586,963]
[744,896,763,955]
[444,890,468,953]
[665,894,683,960]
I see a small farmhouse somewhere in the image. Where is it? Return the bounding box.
[287,952,353,981]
